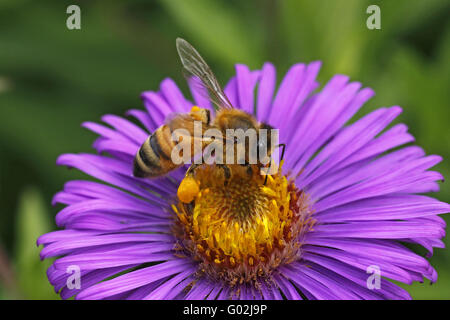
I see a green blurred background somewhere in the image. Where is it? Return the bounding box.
[0,0,449,299]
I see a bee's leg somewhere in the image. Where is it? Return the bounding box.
[262,144,286,186]
[184,149,213,178]
[185,163,201,177]
[240,162,253,177]
[263,161,272,186]
[276,143,286,162]
[182,201,195,215]
[217,164,231,186]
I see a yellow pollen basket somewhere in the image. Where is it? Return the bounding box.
[173,164,314,286]
[177,176,200,204]
[189,105,203,121]
[190,105,201,113]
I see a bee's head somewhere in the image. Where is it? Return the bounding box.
[258,123,274,156]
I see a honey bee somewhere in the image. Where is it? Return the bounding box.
[133,105,211,178]
[133,38,284,191]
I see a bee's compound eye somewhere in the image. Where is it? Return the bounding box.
[258,139,266,148]
[177,177,200,203]
[257,139,269,155]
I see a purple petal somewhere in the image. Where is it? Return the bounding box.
[76,259,194,300]
[256,62,276,122]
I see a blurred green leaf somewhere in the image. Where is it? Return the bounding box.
[0,0,448,300]
[380,0,449,35]
[280,0,368,78]
[158,0,263,66]
[14,187,58,299]
[399,261,450,299]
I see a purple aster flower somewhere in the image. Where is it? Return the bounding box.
[38,52,449,299]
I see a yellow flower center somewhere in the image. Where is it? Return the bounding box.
[172,164,314,288]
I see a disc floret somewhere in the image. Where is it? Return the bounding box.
[172,164,315,288]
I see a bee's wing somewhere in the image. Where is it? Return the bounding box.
[176,38,234,111]
[165,112,213,142]
[165,112,196,134]
[165,112,215,163]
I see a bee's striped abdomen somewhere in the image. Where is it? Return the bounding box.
[133,126,178,178]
